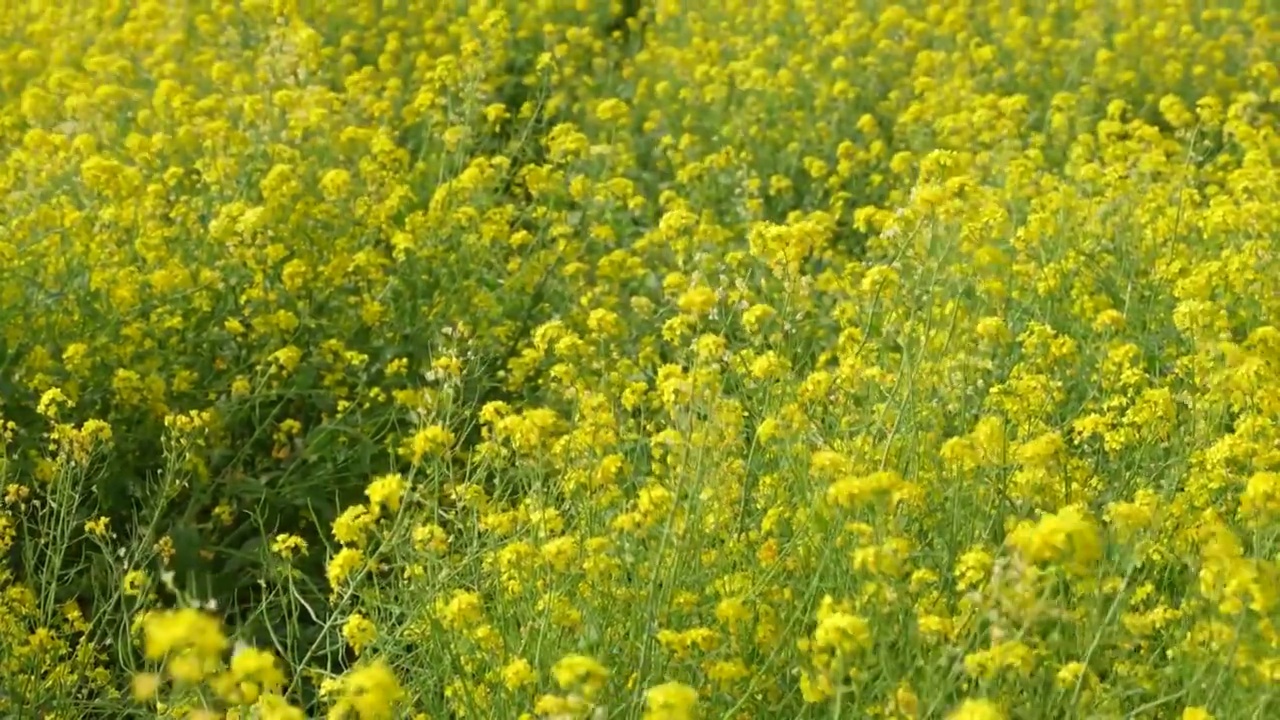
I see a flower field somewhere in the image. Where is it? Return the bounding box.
[1,0,1278,718]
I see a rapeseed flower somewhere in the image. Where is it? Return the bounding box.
[3,0,1280,717]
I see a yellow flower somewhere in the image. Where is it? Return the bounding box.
[319,168,352,201]
[142,608,229,683]
[501,657,537,690]
[131,672,162,701]
[80,418,113,445]
[83,515,112,538]
[123,569,149,597]
[1240,472,1280,523]
[1104,488,1160,540]
[332,504,376,547]
[3,483,30,507]
[963,640,1036,680]
[412,523,450,554]
[483,102,510,125]
[37,387,72,418]
[327,547,366,591]
[596,97,630,123]
[325,660,404,720]
[827,471,903,509]
[256,694,306,720]
[947,699,1006,720]
[270,533,309,560]
[677,285,717,317]
[551,654,609,698]
[434,590,485,631]
[813,611,872,656]
[269,346,304,374]
[342,613,378,656]
[401,425,455,463]
[643,681,699,720]
[894,684,920,717]
[366,473,406,516]
[223,645,286,703]
[61,342,90,372]
[1006,505,1102,574]
[1054,661,1087,690]
[533,694,589,717]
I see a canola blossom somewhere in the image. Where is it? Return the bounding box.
[0,1,1277,719]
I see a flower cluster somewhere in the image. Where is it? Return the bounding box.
[0,0,1277,718]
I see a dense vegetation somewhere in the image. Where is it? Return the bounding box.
[1,1,1278,718]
